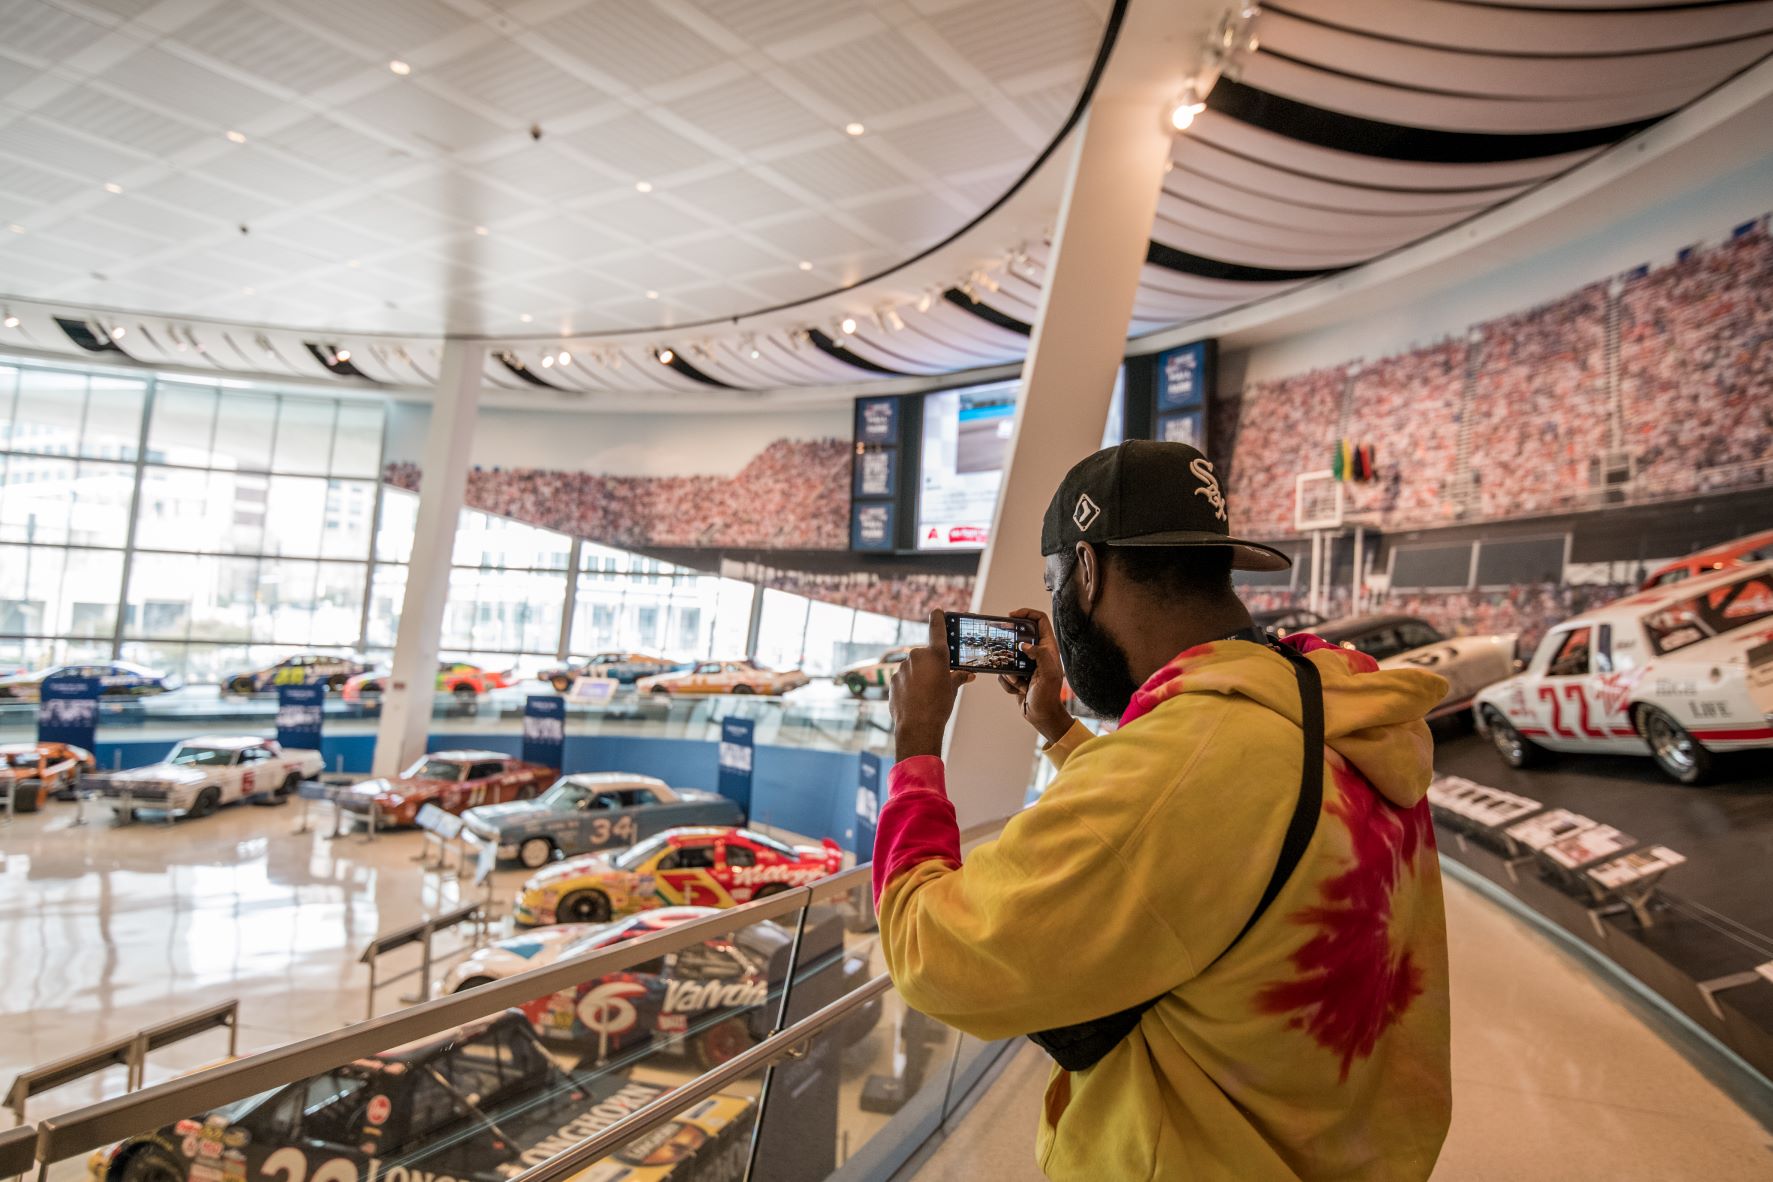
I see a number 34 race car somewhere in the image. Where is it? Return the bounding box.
[1476,562,1773,784]
[462,773,744,868]
[513,827,843,927]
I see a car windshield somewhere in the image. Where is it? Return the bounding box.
[1644,572,1773,655]
[537,781,592,809]
[403,758,465,780]
[741,831,798,858]
[169,746,234,767]
[612,834,672,870]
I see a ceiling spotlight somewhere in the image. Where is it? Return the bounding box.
[797,260,812,271]
[657,348,675,365]
[557,350,572,366]
[225,130,247,144]
[634,180,653,194]
[750,346,761,359]
[839,316,857,335]
[2,310,17,329]
[103,182,123,194]
[389,59,411,75]
[645,290,659,300]
[844,122,865,136]
[335,348,351,362]
[541,354,554,368]
[474,225,489,236]
[519,312,532,323]
[1169,85,1206,132]
[109,325,126,339]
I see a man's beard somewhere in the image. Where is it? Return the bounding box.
[1052,579,1141,720]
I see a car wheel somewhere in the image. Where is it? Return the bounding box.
[1638,705,1716,786]
[754,884,789,899]
[228,677,255,696]
[844,675,869,698]
[13,786,40,814]
[278,773,299,800]
[326,674,349,690]
[1482,708,1545,769]
[190,787,221,818]
[559,890,612,923]
[731,684,755,695]
[693,1018,752,1070]
[453,976,497,993]
[650,685,671,696]
[120,1148,186,1182]
[551,676,572,692]
[518,837,554,869]
[453,684,478,712]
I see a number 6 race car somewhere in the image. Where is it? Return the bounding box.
[513,827,843,927]
[94,736,323,819]
[1476,562,1773,784]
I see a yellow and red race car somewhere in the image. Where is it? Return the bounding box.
[513,826,843,926]
[341,661,514,705]
[0,741,95,812]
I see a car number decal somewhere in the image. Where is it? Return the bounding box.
[585,815,638,847]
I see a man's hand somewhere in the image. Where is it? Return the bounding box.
[997,607,1072,745]
[889,610,975,762]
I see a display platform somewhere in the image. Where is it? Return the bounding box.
[1432,732,1773,1081]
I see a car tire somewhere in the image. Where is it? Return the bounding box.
[119,1148,186,1182]
[13,787,40,814]
[1482,708,1546,770]
[1637,705,1716,786]
[650,685,671,696]
[453,976,497,993]
[844,675,869,699]
[518,837,554,869]
[754,884,789,899]
[453,684,478,714]
[551,676,572,692]
[279,773,299,800]
[326,674,349,691]
[228,676,255,696]
[731,684,755,695]
[693,1018,751,1070]
[559,889,612,923]
[190,787,221,819]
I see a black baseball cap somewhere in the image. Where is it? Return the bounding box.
[1040,440,1291,572]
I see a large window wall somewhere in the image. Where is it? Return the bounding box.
[1,358,918,684]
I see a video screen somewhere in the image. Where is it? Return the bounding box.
[948,614,1036,674]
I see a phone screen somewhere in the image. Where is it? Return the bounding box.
[946,613,1039,674]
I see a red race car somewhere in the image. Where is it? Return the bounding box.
[514,827,845,925]
[336,750,555,828]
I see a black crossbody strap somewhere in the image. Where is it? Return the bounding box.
[1026,643,1325,1072]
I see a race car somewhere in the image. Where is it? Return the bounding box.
[0,660,173,701]
[463,773,744,868]
[443,907,878,1067]
[538,652,684,690]
[513,827,844,927]
[94,736,322,818]
[1476,561,1773,784]
[340,661,514,706]
[1253,608,1325,637]
[635,659,810,697]
[89,1010,754,1182]
[834,648,911,697]
[1312,613,1518,720]
[0,741,94,812]
[222,653,368,696]
[1642,528,1773,590]
[335,750,556,828]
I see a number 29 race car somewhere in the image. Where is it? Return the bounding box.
[1476,561,1773,784]
[89,1010,753,1182]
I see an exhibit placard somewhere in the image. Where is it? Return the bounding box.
[850,502,894,552]
[855,752,881,859]
[717,716,755,816]
[38,674,99,751]
[522,695,566,769]
[276,683,324,751]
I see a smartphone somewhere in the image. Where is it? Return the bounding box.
[946,612,1039,675]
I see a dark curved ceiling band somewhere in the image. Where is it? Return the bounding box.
[55,317,126,354]
[1205,76,1662,163]
[944,288,1033,335]
[661,350,735,388]
[496,353,567,389]
[1144,239,1343,283]
[808,329,911,375]
[303,342,370,378]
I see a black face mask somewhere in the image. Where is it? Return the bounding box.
[1052,565,1141,720]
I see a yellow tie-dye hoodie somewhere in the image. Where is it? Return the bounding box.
[874,636,1453,1181]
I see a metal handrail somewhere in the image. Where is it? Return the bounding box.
[508,974,896,1182]
[1,1125,36,1179]
[32,812,1014,1168]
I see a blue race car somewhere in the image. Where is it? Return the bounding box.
[224,653,369,695]
[0,660,175,701]
[463,772,744,868]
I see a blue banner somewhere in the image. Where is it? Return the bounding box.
[850,501,894,551]
[276,683,324,751]
[717,716,755,817]
[522,695,566,769]
[1158,342,1208,410]
[855,396,900,443]
[855,752,881,860]
[38,675,99,751]
[852,445,897,498]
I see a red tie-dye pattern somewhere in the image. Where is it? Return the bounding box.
[873,755,962,904]
[1254,761,1435,1080]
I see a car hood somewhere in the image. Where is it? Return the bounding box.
[676,788,725,804]
[112,764,206,786]
[345,777,445,800]
[528,853,616,889]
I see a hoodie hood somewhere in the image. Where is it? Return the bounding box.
[1122,633,1447,808]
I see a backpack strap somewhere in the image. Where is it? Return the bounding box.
[1026,642,1324,1072]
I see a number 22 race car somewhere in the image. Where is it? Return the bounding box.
[1476,562,1773,784]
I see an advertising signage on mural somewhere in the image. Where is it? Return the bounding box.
[851,395,906,551]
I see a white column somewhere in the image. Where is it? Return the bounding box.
[941,92,1175,826]
[371,341,485,776]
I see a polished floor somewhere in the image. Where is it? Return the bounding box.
[912,873,1773,1181]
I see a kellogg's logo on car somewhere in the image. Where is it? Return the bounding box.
[728,863,823,888]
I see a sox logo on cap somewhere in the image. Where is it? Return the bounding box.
[1073,492,1101,531]
[1190,457,1226,522]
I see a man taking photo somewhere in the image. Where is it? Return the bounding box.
[876,440,1453,1181]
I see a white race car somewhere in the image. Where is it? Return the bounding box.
[1475,562,1773,784]
[1312,614,1519,720]
[95,735,323,818]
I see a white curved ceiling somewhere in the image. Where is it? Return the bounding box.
[3,0,1772,400]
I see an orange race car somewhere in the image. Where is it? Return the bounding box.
[341,661,515,706]
[0,741,95,812]
[1641,529,1773,590]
